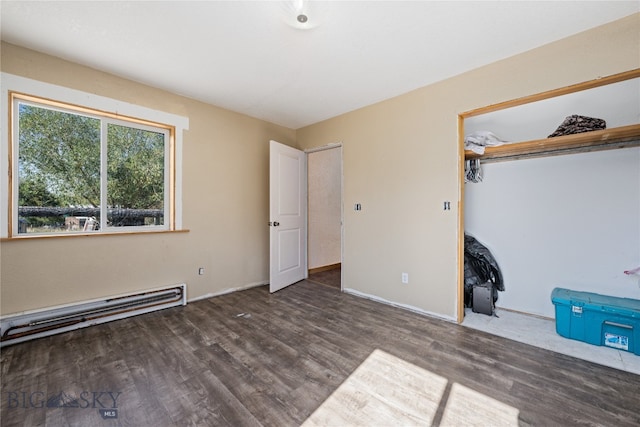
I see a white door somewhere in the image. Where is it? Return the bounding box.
[269,140,307,292]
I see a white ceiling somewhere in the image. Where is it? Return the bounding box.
[1,1,638,129]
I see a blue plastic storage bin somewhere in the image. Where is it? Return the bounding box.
[551,287,640,355]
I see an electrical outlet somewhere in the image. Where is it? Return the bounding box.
[401,272,409,284]
[198,267,205,275]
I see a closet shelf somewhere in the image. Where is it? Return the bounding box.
[465,123,640,162]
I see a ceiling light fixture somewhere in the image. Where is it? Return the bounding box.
[294,0,309,27]
[281,0,327,30]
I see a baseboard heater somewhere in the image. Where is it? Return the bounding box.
[0,284,186,348]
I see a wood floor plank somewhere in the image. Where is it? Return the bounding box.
[174,370,262,427]
[194,342,301,426]
[1,280,639,426]
[119,350,177,426]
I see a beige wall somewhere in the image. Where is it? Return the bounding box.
[0,42,296,315]
[1,14,638,319]
[297,14,640,320]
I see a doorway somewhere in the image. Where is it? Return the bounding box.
[306,145,343,290]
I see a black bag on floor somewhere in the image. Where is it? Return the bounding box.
[464,234,504,308]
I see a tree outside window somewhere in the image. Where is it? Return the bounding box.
[14,97,171,235]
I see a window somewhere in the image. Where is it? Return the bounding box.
[11,93,174,236]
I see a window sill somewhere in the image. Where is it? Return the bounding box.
[1,229,190,242]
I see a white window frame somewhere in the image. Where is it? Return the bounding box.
[1,73,189,238]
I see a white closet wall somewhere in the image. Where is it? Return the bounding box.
[465,147,640,318]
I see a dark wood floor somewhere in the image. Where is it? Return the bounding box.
[307,267,341,289]
[1,281,639,426]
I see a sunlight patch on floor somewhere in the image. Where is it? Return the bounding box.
[302,349,519,426]
[440,383,519,426]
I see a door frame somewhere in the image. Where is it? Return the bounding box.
[305,143,344,290]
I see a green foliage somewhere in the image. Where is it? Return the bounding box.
[107,124,164,209]
[18,175,62,207]
[18,103,166,214]
[18,104,100,207]
[18,175,63,228]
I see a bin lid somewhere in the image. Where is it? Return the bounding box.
[551,287,640,316]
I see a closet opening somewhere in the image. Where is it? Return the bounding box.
[457,69,640,373]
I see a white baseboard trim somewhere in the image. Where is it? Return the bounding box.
[343,287,457,323]
[188,281,268,303]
